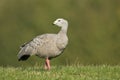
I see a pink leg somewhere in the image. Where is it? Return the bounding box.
[44,58,50,70]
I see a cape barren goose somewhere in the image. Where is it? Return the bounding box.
[17,18,68,70]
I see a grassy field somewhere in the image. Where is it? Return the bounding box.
[0,65,120,80]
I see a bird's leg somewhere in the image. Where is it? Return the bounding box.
[44,63,47,70]
[44,58,50,70]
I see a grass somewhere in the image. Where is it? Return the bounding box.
[0,65,120,80]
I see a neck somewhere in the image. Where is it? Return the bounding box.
[58,25,68,34]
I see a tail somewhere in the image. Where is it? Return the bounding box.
[17,45,35,61]
[18,55,30,61]
[18,40,37,61]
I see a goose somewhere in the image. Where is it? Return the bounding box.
[17,18,68,70]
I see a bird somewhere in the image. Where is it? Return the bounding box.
[17,18,69,70]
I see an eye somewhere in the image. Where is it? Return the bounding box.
[58,20,61,22]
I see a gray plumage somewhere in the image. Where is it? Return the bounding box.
[17,18,68,61]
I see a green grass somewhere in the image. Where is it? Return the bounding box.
[0,65,120,80]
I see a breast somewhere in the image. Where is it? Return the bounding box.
[56,34,68,50]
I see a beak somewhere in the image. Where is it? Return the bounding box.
[52,23,55,25]
[52,22,56,25]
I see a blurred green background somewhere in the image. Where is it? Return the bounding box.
[0,0,120,66]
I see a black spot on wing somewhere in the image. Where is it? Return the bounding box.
[20,39,33,48]
[18,55,30,61]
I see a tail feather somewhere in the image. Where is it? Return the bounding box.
[18,55,30,61]
[17,46,32,61]
[18,41,37,61]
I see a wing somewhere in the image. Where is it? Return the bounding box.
[17,34,47,60]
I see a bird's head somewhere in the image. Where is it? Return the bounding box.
[53,18,68,27]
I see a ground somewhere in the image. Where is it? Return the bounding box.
[0,65,120,80]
